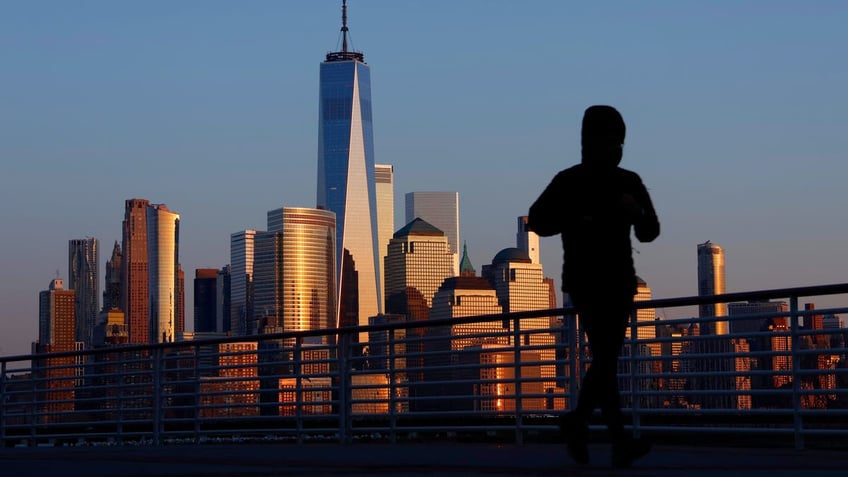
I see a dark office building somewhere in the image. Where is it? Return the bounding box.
[194,268,219,333]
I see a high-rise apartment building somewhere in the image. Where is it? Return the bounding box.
[230,229,259,336]
[317,3,381,335]
[122,198,150,344]
[69,237,99,348]
[697,240,728,335]
[38,278,76,352]
[102,241,122,312]
[37,278,78,419]
[194,268,218,333]
[516,216,539,264]
[375,164,394,311]
[147,204,180,343]
[405,191,460,275]
[254,208,336,340]
[384,218,454,322]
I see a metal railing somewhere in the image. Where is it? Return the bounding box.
[2,283,847,449]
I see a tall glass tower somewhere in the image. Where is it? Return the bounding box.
[317,1,381,331]
[697,240,727,335]
[147,204,180,343]
[405,192,460,275]
[69,237,99,348]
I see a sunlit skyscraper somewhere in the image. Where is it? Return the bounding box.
[384,218,454,321]
[516,216,539,264]
[317,2,381,334]
[122,198,150,344]
[482,248,557,391]
[405,191,460,275]
[697,240,727,335]
[147,204,180,343]
[375,164,394,311]
[254,208,336,342]
[68,237,99,348]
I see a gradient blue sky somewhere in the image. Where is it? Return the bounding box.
[2,1,847,357]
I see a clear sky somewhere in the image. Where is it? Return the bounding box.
[2,1,847,357]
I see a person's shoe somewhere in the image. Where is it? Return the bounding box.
[611,437,652,468]
[559,412,590,465]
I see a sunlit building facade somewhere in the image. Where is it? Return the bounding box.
[317,12,381,338]
[697,240,728,335]
[147,204,180,343]
[37,278,77,420]
[122,198,150,344]
[69,237,99,348]
[375,163,394,309]
[430,276,504,351]
[516,216,539,264]
[405,191,460,275]
[482,248,558,398]
[254,208,336,341]
[384,218,454,321]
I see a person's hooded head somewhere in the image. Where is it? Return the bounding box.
[581,105,626,169]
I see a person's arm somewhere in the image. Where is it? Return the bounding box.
[630,179,659,242]
[528,173,567,237]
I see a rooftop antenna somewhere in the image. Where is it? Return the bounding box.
[341,0,349,53]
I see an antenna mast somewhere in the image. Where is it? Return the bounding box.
[341,0,349,53]
[325,0,365,63]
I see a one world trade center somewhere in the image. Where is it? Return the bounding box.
[317,1,381,335]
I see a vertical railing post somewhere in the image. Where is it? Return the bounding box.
[193,343,201,443]
[629,307,641,437]
[388,328,397,444]
[566,310,579,412]
[0,361,7,446]
[29,361,37,447]
[294,337,304,444]
[789,295,804,450]
[152,347,163,445]
[512,315,524,445]
[337,332,351,444]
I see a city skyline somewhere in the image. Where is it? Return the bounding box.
[2,2,848,356]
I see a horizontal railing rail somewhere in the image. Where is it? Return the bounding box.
[2,282,847,449]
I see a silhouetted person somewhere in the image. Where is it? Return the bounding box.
[528,105,659,468]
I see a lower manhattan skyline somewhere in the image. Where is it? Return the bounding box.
[2,1,848,357]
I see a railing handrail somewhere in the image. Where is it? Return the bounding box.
[6,282,848,364]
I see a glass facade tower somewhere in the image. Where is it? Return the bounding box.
[69,237,99,348]
[405,192,460,275]
[698,240,728,335]
[147,204,180,343]
[317,14,381,333]
[256,207,336,339]
[231,230,259,336]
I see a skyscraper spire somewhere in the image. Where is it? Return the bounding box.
[341,0,349,53]
[327,0,364,62]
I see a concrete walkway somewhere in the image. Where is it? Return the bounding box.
[1,443,847,477]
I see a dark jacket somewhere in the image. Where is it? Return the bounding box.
[528,163,659,297]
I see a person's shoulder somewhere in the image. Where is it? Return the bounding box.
[555,164,584,179]
[615,166,644,183]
